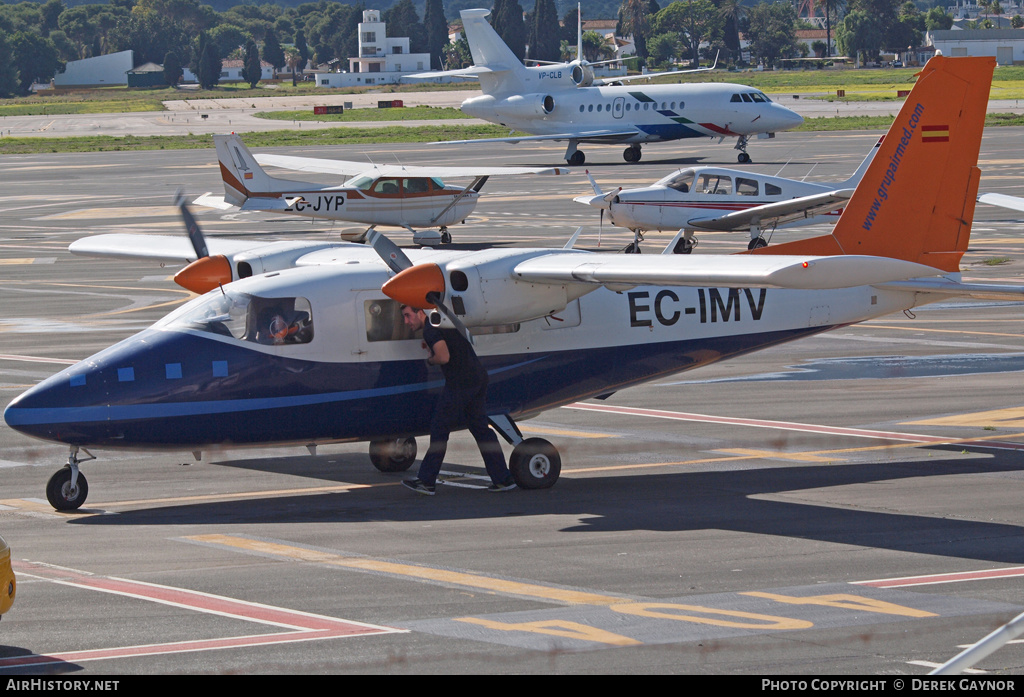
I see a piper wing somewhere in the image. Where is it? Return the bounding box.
[430,128,641,147]
[253,153,571,177]
[69,234,265,264]
[685,189,856,232]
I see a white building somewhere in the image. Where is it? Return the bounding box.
[927,29,1024,65]
[54,50,134,87]
[316,9,432,87]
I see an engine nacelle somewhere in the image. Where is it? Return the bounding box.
[569,61,595,87]
[440,252,585,327]
[493,93,556,119]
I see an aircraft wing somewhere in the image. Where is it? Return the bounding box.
[978,192,1024,213]
[511,252,943,291]
[685,189,856,232]
[69,234,267,264]
[254,153,571,178]
[430,128,640,147]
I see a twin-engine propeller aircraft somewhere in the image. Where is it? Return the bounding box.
[406,8,804,165]
[575,137,883,253]
[5,57,1021,512]
[195,134,570,245]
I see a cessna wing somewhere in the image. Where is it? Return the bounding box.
[684,189,856,232]
[253,153,571,178]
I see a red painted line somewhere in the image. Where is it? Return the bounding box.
[0,354,77,365]
[565,403,945,443]
[854,566,1024,588]
[9,560,401,667]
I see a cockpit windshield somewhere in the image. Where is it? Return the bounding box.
[345,175,374,190]
[160,291,314,346]
[662,169,695,193]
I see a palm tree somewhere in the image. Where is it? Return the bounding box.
[816,0,846,57]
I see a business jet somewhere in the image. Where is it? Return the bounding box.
[575,137,882,253]
[405,8,803,166]
[195,134,570,244]
[6,57,1017,512]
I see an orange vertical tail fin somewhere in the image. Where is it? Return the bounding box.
[752,56,994,273]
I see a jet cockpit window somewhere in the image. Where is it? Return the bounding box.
[697,174,732,195]
[751,92,769,102]
[164,292,314,346]
[664,170,694,193]
[741,93,753,102]
[736,178,758,196]
[730,94,742,102]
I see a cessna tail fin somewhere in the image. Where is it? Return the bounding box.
[754,56,994,273]
[213,134,318,207]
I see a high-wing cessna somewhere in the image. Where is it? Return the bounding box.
[575,137,882,253]
[405,8,803,165]
[196,134,570,244]
[6,57,1019,512]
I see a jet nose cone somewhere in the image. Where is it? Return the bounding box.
[776,104,804,130]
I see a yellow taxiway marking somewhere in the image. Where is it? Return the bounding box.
[520,425,615,439]
[716,448,836,463]
[0,498,61,514]
[904,407,1024,429]
[188,534,626,606]
[0,258,40,265]
[93,483,371,509]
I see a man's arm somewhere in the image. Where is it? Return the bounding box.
[427,339,450,366]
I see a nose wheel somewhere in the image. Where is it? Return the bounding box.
[46,448,94,511]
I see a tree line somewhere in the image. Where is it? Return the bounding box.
[0,0,992,98]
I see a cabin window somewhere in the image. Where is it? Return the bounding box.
[596,104,603,112]
[765,183,782,196]
[696,174,732,195]
[164,292,314,346]
[661,102,666,110]
[665,171,694,193]
[365,299,418,342]
[579,105,584,112]
[403,178,430,194]
[588,104,594,112]
[736,178,758,196]
[372,178,401,194]
[625,103,631,111]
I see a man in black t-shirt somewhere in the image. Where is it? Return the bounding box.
[399,305,516,495]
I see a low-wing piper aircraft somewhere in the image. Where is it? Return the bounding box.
[575,137,883,253]
[195,134,570,244]
[5,56,1020,512]
[405,8,804,165]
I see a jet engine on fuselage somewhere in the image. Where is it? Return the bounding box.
[568,60,595,87]
[462,93,555,121]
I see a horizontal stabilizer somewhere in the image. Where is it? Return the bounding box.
[978,193,1024,213]
[403,66,504,79]
[193,193,235,210]
[240,197,291,211]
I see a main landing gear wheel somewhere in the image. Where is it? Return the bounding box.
[369,437,417,472]
[623,146,642,163]
[568,151,586,166]
[46,466,88,511]
[509,438,561,490]
[440,228,452,244]
[737,152,751,164]
[747,236,768,250]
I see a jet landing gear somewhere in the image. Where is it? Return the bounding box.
[565,140,585,167]
[623,145,642,163]
[46,447,95,511]
[735,135,752,164]
[369,437,417,472]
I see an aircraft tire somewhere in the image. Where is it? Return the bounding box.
[623,146,641,163]
[568,151,585,167]
[737,152,751,164]
[46,466,88,511]
[747,237,768,250]
[509,438,561,490]
[369,438,417,472]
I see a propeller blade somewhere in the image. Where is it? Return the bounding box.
[366,229,413,275]
[426,291,474,346]
[176,191,208,260]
